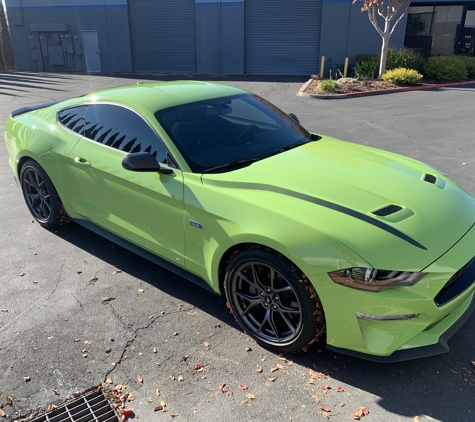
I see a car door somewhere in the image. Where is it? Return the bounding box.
[69,104,186,266]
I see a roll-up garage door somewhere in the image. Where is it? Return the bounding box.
[245,0,322,74]
[128,0,197,73]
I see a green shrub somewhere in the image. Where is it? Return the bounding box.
[423,56,467,81]
[382,68,423,85]
[355,56,379,78]
[317,79,337,93]
[337,77,358,84]
[386,48,425,73]
[458,56,475,79]
[355,48,426,78]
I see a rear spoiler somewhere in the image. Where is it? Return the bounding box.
[11,101,59,117]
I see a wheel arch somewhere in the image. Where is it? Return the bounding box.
[217,242,305,296]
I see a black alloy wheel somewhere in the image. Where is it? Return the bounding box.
[20,160,63,229]
[224,248,325,352]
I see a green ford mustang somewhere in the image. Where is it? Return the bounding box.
[4,81,475,361]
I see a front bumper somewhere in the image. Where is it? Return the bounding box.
[314,223,475,362]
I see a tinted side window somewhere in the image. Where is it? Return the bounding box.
[84,104,167,163]
[58,106,86,135]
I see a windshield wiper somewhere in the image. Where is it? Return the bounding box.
[202,157,260,174]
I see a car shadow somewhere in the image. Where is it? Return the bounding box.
[52,221,475,422]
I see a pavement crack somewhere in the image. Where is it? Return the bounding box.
[72,293,84,310]
[103,336,136,382]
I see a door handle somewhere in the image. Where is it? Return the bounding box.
[74,156,91,167]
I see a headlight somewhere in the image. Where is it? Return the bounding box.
[328,268,426,292]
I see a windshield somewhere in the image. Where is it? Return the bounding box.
[155,94,312,173]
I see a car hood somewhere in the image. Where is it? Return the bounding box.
[201,138,475,271]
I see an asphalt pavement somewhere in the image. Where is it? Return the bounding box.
[0,72,474,422]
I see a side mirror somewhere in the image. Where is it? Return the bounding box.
[288,113,300,124]
[122,152,173,174]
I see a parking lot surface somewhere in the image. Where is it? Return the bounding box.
[0,72,474,422]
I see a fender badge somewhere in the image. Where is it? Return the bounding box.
[189,220,204,230]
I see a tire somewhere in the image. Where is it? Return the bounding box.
[224,248,326,353]
[20,160,64,229]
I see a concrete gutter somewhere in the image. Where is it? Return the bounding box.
[297,79,475,99]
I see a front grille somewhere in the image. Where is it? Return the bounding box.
[434,256,475,307]
[30,391,119,422]
[372,205,403,217]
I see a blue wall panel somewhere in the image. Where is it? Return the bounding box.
[5,0,132,72]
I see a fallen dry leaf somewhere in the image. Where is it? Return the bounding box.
[5,396,12,404]
[24,376,31,382]
[155,389,160,397]
[47,336,54,340]
[1,309,8,312]
[178,376,184,382]
[18,272,25,276]
[138,289,144,293]
[279,357,287,362]
[218,383,228,393]
[121,409,133,417]
[319,385,330,391]
[321,406,331,412]
[195,364,204,371]
[256,365,263,373]
[336,387,345,392]
[172,332,179,336]
[160,400,167,406]
[0,409,5,417]
[270,367,279,373]
[312,395,320,402]
[245,347,252,352]
[471,361,475,366]
[246,394,255,399]
[106,378,113,384]
[77,270,82,274]
[309,369,320,379]
[352,407,369,420]
[413,417,420,422]
[52,389,59,395]
[153,347,157,353]
[154,406,164,412]
[276,364,284,370]
[112,270,122,275]
[137,375,143,383]
[238,385,248,390]
[204,341,210,349]
[268,377,276,382]
[170,414,179,418]
[71,392,81,397]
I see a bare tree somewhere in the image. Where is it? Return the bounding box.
[353,0,412,79]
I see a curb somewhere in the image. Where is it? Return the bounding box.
[297,79,475,99]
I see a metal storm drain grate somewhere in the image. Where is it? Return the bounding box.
[29,391,119,422]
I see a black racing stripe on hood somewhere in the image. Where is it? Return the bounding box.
[216,181,427,250]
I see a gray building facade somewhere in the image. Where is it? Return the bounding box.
[5,0,475,75]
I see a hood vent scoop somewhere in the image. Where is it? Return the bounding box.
[372,205,403,217]
[424,174,437,184]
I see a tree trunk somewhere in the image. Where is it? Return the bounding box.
[378,22,391,79]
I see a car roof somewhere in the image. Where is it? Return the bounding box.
[82,81,249,113]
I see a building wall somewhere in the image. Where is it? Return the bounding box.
[5,0,427,75]
[320,0,408,69]
[5,0,133,72]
